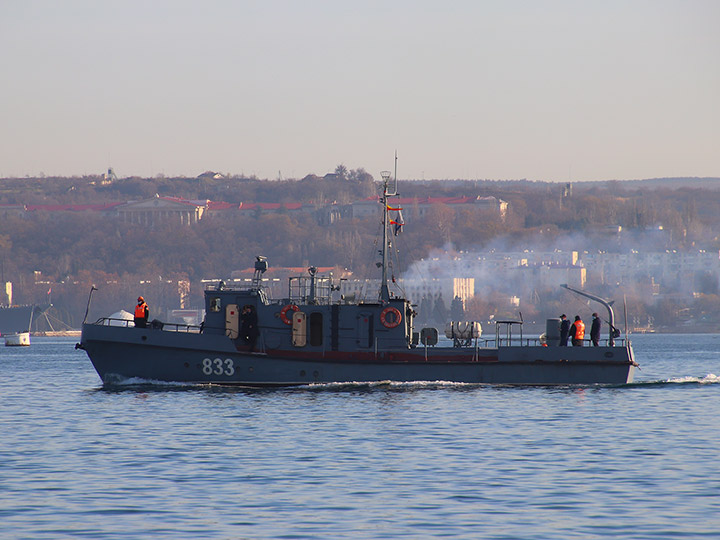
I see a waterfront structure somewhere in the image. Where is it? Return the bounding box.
[115,196,206,227]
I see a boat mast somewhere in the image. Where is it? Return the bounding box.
[379,171,391,302]
[379,166,397,302]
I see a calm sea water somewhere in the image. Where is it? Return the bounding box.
[1,335,719,539]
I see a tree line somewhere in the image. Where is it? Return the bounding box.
[2,171,720,329]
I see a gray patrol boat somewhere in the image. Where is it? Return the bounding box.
[78,172,637,386]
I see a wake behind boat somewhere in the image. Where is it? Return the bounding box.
[77,170,637,386]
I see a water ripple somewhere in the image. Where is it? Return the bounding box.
[2,336,720,539]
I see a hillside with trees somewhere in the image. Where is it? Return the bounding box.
[2,169,720,329]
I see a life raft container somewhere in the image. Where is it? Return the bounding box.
[444,321,482,339]
[380,306,402,329]
[280,304,299,325]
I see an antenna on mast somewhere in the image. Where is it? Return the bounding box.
[394,150,398,193]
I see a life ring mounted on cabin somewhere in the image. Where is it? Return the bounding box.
[380,306,402,329]
[280,304,300,325]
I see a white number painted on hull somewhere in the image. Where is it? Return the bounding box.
[202,358,235,376]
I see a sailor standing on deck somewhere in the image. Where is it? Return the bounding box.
[570,315,585,347]
[240,304,258,351]
[590,312,601,346]
[559,314,570,346]
[134,296,149,328]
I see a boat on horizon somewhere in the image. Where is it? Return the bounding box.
[0,304,47,347]
[77,170,637,386]
[4,331,30,346]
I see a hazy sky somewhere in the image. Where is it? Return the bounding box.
[1,1,718,181]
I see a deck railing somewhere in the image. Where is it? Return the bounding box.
[487,337,628,348]
[92,317,202,333]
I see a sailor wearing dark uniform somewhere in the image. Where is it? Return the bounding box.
[559,314,570,346]
[590,313,601,346]
[240,304,258,351]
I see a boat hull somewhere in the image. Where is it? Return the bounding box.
[4,331,30,346]
[80,323,636,386]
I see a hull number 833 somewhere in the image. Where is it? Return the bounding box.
[202,357,235,376]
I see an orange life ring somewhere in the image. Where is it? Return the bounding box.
[280,304,299,325]
[380,306,402,329]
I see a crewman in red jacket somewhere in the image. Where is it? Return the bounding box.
[134,296,149,328]
[570,315,585,346]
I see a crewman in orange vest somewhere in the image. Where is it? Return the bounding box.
[134,296,149,328]
[570,315,585,346]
